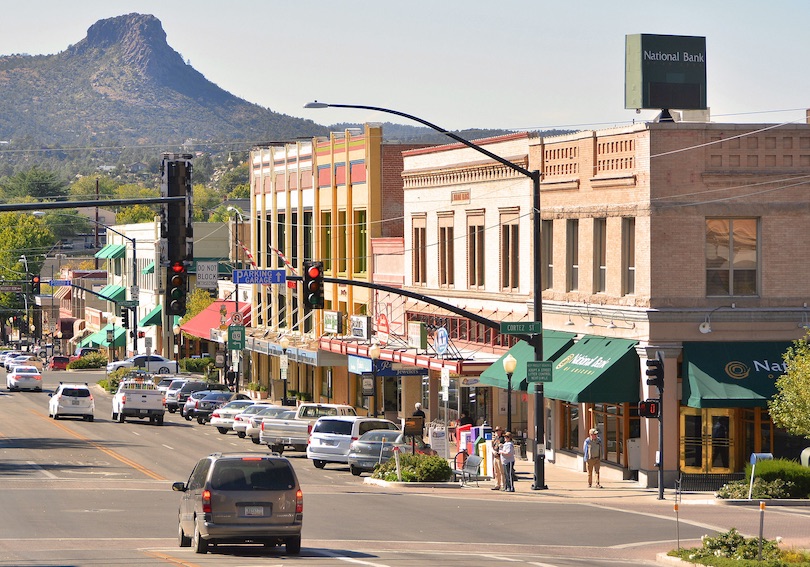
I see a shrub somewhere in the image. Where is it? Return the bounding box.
[716,477,794,500]
[66,352,107,370]
[105,367,133,393]
[667,528,810,565]
[716,459,810,499]
[371,453,452,482]
[180,357,213,374]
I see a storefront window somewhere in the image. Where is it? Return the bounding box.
[590,403,632,466]
[561,402,579,451]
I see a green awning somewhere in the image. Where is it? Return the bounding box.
[97,324,126,348]
[141,261,155,275]
[479,331,577,391]
[682,342,791,408]
[94,243,126,260]
[77,333,102,348]
[98,284,126,302]
[139,304,162,326]
[540,335,640,403]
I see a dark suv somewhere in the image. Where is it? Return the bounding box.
[176,381,229,410]
[172,453,303,554]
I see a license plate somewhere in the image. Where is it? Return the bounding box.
[71,400,80,405]
[244,506,264,517]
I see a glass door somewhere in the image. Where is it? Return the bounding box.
[680,407,735,473]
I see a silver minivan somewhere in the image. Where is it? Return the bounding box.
[306,416,399,469]
[173,452,303,554]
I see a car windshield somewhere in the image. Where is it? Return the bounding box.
[360,430,404,443]
[168,380,186,390]
[158,379,174,387]
[222,400,252,409]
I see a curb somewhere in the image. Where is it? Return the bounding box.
[363,477,460,489]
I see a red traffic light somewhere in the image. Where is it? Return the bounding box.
[307,264,322,279]
[32,276,40,283]
[171,262,186,274]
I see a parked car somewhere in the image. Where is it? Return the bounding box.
[209,399,256,434]
[260,403,357,454]
[176,381,229,414]
[248,407,295,444]
[69,347,99,363]
[194,392,250,425]
[48,355,71,371]
[164,379,189,413]
[111,379,165,425]
[6,365,43,391]
[48,382,94,421]
[232,403,280,438]
[7,354,43,370]
[0,350,20,367]
[3,352,24,370]
[172,452,303,554]
[306,416,400,469]
[106,354,179,375]
[347,431,435,476]
[181,390,217,421]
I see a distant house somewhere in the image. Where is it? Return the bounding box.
[96,165,116,173]
[128,162,148,173]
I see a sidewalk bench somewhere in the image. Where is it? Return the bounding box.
[452,454,488,487]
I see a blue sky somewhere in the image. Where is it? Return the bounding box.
[1,0,808,131]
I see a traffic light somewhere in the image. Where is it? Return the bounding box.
[167,261,188,316]
[303,260,324,310]
[638,399,660,418]
[31,275,40,295]
[160,154,194,268]
[118,304,129,328]
[646,357,664,390]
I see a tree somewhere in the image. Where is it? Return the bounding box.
[69,175,119,200]
[116,204,159,224]
[1,166,68,199]
[40,210,92,244]
[191,183,222,221]
[179,288,214,339]
[227,184,250,199]
[768,334,810,438]
[219,163,248,194]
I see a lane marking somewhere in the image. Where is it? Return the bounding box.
[29,409,166,481]
[26,460,57,479]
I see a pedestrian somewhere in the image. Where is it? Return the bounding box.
[583,427,603,488]
[490,426,505,491]
[500,431,516,492]
[413,402,426,438]
[459,411,474,426]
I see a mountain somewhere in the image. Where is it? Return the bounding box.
[0,13,328,150]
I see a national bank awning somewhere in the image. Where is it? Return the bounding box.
[479,331,577,391]
[682,342,791,408]
[540,335,640,403]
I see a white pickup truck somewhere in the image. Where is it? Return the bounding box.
[111,380,165,425]
[260,403,356,454]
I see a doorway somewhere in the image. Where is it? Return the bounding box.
[680,407,734,473]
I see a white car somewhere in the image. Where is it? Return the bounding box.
[209,399,256,434]
[248,406,294,444]
[7,354,43,370]
[48,383,95,421]
[307,416,400,469]
[7,366,43,391]
[3,352,23,370]
[106,354,179,375]
[232,403,280,438]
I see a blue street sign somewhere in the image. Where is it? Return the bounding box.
[49,280,71,287]
[232,269,286,285]
[434,327,449,355]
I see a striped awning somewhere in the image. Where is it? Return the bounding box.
[95,244,126,260]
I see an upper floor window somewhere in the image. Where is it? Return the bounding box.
[320,211,332,271]
[594,218,606,293]
[566,219,579,292]
[467,213,485,289]
[500,212,519,291]
[353,209,368,274]
[542,220,553,291]
[706,218,758,296]
[438,214,454,288]
[622,217,636,296]
[413,217,427,286]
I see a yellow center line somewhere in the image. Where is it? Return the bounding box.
[29,409,166,481]
[142,550,203,567]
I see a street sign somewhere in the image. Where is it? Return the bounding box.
[500,321,543,335]
[434,327,448,355]
[120,300,138,308]
[228,325,245,350]
[526,361,553,383]
[48,280,70,287]
[196,261,219,290]
[233,269,286,285]
[231,312,243,324]
[0,284,23,292]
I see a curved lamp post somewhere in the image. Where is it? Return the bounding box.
[368,343,381,417]
[502,353,517,434]
[304,101,547,489]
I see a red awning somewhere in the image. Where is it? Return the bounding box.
[180,300,251,341]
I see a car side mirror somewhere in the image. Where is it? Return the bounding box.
[48,393,53,397]
[171,482,187,492]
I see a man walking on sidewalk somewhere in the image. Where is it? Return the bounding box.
[583,428,603,488]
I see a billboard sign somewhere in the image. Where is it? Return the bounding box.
[625,34,707,110]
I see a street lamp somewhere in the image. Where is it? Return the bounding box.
[305,101,547,489]
[280,336,290,405]
[503,353,517,434]
[368,343,381,418]
[173,324,182,363]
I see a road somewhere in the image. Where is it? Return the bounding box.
[0,369,807,566]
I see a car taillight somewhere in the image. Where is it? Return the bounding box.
[120,394,126,404]
[212,411,220,418]
[261,421,265,431]
[34,375,41,380]
[202,489,212,513]
[295,489,303,514]
[351,436,358,442]
[88,394,93,401]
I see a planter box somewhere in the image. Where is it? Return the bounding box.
[249,390,268,400]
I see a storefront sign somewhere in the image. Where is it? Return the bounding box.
[407,321,427,350]
[376,314,389,345]
[351,315,372,340]
[348,355,428,377]
[324,311,342,334]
